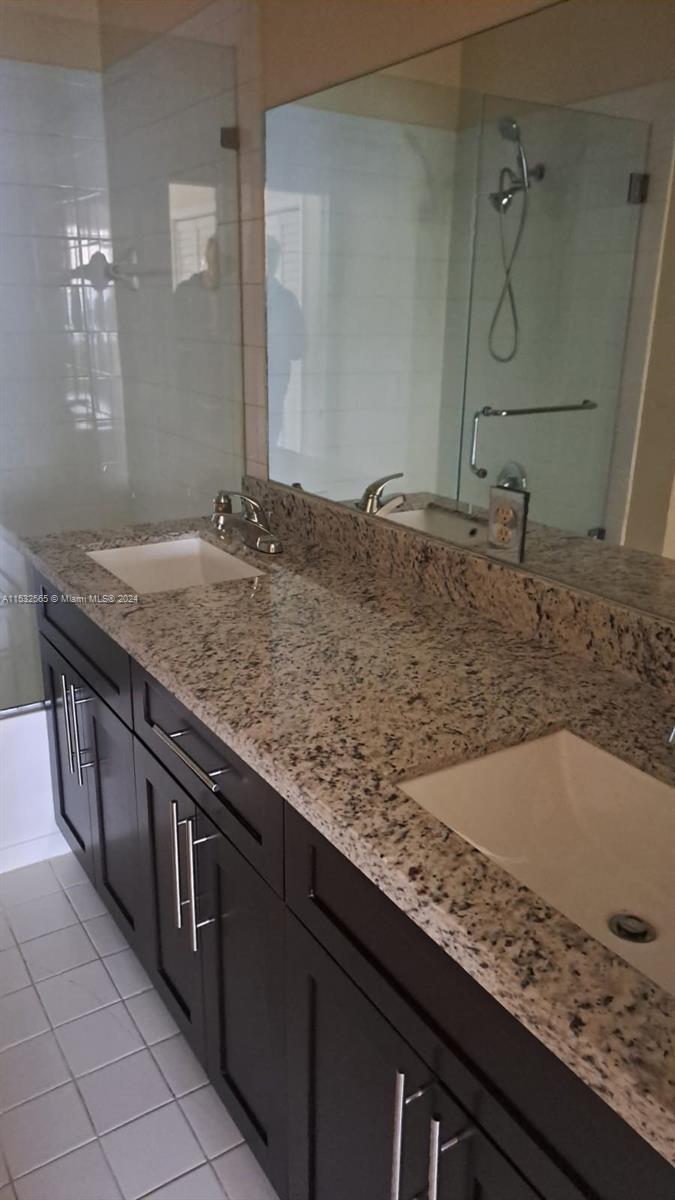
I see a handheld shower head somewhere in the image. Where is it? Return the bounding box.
[497,116,522,143]
[497,115,530,187]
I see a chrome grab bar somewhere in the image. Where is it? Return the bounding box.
[151,722,233,794]
[470,399,597,479]
[60,674,75,774]
[185,818,218,953]
[69,684,94,786]
[390,1072,432,1200]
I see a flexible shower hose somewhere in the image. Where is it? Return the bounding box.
[488,177,528,363]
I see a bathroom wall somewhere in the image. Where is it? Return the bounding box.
[266,101,456,498]
[0,56,125,709]
[103,25,243,523]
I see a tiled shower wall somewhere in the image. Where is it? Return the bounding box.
[0,58,124,709]
[0,1,259,709]
[265,104,457,499]
[103,23,244,524]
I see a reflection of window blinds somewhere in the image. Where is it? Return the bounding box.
[171,212,214,286]
[267,205,302,302]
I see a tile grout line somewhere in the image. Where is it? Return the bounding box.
[0,857,239,1199]
[1,864,144,1196]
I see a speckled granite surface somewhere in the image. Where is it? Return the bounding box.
[23,516,675,1167]
[373,488,675,624]
[247,479,674,693]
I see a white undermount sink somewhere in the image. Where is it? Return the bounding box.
[87,537,263,594]
[400,731,675,994]
[385,506,487,546]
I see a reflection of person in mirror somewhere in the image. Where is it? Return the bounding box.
[173,234,224,338]
[266,236,304,447]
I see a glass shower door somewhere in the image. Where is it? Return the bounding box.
[0,21,242,712]
[456,92,649,536]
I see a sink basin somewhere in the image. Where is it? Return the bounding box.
[385,507,487,546]
[400,731,675,993]
[87,537,263,594]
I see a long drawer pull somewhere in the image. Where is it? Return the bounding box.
[60,674,75,774]
[185,817,217,952]
[69,683,94,786]
[169,800,185,930]
[427,1118,474,1200]
[390,1072,432,1200]
[152,722,233,793]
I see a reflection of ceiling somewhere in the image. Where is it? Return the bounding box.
[460,0,675,105]
[98,0,216,69]
[299,0,675,131]
[300,74,463,131]
[0,0,101,69]
[0,0,216,71]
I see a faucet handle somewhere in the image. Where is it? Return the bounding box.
[213,490,233,515]
[213,490,269,527]
[357,473,404,514]
[239,495,268,526]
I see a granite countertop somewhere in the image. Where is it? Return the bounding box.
[22,517,675,1166]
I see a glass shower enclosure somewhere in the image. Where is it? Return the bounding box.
[266,82,649,538]
[456,93,649,535]
[0,11,243,711]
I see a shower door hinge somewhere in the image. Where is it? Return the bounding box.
[627,172,649,204]
[220,125,240,151]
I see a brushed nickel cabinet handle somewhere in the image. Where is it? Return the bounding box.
[185,817,218,953]
[427,1117,474,1200]
[169,800,186,930]
[390,1072,432,1200]
[151,722,233,794]
[69,683,94,786]
[60,673,75,774]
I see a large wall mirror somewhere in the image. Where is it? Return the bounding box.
[264,0,675,617]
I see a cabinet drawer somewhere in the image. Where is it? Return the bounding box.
[133,663,283,895]
[285,807,671,1200]
[35,571,132,726]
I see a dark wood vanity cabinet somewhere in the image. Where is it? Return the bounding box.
[82,686,139,944]
[133,742,207,1054]
[201,824,288,1196]
[41,635,97,878]
[36,584,675,1200]
[41,634,138,945]
[286,913,431,1200]
[286,915,543,1200]
[133,740,288,1195]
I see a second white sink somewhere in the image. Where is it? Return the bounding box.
[385,507,486,546]
[88,537,263,594]
[400,731,675,994]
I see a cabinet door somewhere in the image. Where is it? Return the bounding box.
[134,743,205,1055]
[202,832,287,1199]
[82,690,139,945]
[429,1085,543,1200]
[286,914,431,1200]
[40,635,96,879]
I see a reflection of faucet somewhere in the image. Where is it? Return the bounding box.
[211,492,282,555]
[355,473,404,515]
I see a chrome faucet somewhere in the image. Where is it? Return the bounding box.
[211,491,282,555]
[355,473,404,515]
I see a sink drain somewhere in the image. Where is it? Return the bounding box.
[608,913,657,943]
